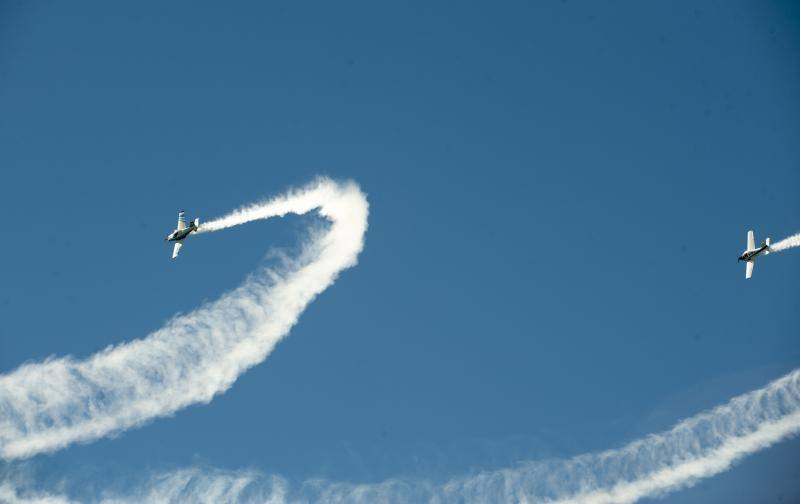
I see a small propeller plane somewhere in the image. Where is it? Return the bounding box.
[738,229,771,279]
[165,211,199,259]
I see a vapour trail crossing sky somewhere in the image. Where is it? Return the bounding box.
[0,179,368,460]
[2,367,800,503]
[0,1,798,503]
[1,178,799,503]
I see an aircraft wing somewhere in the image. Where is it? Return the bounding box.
[172,242,183,259]
[177,211,187,231]
[747,230,755,251]
[745,260,754,279]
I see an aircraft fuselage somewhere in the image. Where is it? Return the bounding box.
[738,244,768,262]
[166,224,196,242]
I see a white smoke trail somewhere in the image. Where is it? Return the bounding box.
[2,177,799,501]
[3,369,800,503]
[770,232,800,253]
[0,177,369,460]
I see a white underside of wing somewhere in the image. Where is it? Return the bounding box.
[172,242,183,259]
[745,260,754,279]
[747,230,755,251]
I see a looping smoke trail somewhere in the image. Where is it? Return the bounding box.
[0,177,369,460]
[770,232,800,253]
[2,178,800,503]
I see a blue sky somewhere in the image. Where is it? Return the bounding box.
[0,1,799,502]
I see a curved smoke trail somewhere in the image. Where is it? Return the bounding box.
[1,178,799,503]
[0,178,369,460]
[3,368,800,503]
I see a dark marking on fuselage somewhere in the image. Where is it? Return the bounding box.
[168,225,196,242]
[738,245,767,262]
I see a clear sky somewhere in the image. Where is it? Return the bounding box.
[0,1,799,502]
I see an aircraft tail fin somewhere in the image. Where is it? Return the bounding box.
[193,218,200,229]
[765,237,771,254]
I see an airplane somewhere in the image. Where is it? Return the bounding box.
[165,210,199,259]
[738,229,771,279]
